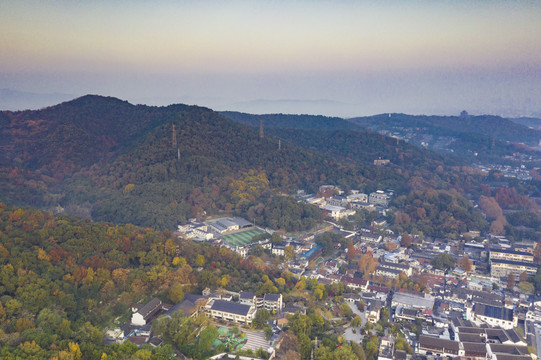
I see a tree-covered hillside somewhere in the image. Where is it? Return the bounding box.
[0,203,268,359]
[1,97,492,236]
[1,96,397,229]
[348,113,541,164]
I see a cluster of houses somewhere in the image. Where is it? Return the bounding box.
[167,182,541,359]
[177,217,254,242]
[296,185,393,220]
[105,289,285,349]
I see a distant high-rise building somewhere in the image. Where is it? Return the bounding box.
[259,119,264,139]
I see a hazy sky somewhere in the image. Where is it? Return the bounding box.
[1,0,540,117]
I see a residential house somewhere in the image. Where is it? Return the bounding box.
[367,300,383,323]
[418,336,463,357]
[131,298,163,326]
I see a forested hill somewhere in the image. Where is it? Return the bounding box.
[0,95,409,229]
[221,111,364,132]
[0,203,269,359]
[221,111,461,170]
[508,117,541,131]
[350,113,541,146]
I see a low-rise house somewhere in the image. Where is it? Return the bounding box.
[271,243,286,257]
[239,291,257,306]
[320,204,355,220]
[341,276,368,291]
[343,293,362,303]
[165,294,208,318]
[378,259,412,276]
[369,190,391,207]
[488,344,532,360]
[359,232,382,244]
[375,266,402,279]
[366,300,383,323]
[391,291,434,311]
[489,248,534,263]
[418,335,463,357]
[131,298,163,326]
[462,342,488,360]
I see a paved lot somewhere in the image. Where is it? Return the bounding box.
[241,329,271,352]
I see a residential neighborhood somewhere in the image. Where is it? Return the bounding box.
[104,183,541,360]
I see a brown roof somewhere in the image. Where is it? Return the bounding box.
[419,335,460,352]
[128,335,149,345]
[458,333,485,343]
[458,326,486,334]
[490,344,530,356]
[463,342,487,355]
[494,355,532,360]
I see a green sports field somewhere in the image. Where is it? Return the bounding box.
[222,229,266,247]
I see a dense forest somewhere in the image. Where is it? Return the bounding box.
[1,96,379,229]
[0,203,273,359]
[0,96,457,233]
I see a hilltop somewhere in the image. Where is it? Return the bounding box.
[0,96,405,229]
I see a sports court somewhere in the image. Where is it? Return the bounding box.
[221,228,266,247]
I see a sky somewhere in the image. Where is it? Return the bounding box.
[1,0,541,117]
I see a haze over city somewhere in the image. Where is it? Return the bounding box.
[1,0,540,117]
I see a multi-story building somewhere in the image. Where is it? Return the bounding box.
[369,190,391,207]
[490,259,537,279]
[472,303,517,330]
[206,299,256,325]
[263,294,283,312]
[489,249,534,263]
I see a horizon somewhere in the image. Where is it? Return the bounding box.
[4,91,539,120]
[1,1,540,117]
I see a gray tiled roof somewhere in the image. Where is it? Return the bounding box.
[264,293,281,302]
[211,300,252,316]
[137,298,162,319]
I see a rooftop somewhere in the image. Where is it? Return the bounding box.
[474,303,513,322]
[210,300,253,316]
[137,298,162,319]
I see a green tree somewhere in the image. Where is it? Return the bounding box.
[167,284,184,303]
[431,253,456,271]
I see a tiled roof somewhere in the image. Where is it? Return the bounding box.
[137,298,162,319]
[211,300,252,316]
[264,293,281,302]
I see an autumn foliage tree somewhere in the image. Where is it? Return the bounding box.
[457,255,473,272]
[359,254,378,278]
[507,273,516,290]
[400,232,412,247]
